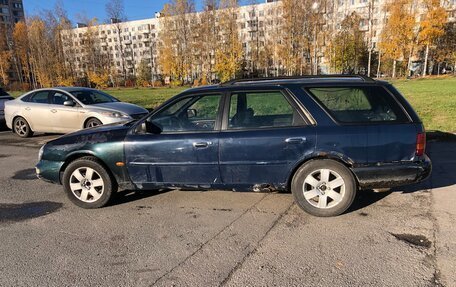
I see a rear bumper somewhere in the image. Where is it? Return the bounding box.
[353,155,432,189]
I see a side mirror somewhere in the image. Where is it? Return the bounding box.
[63,100,76,107]
[187,108,197,119]
[145,121,162,134]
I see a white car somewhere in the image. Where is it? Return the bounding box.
[5,87,149,137]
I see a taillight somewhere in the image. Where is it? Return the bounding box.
[416,133,426,156]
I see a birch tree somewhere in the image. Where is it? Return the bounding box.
[419,0,447,76]
[214,0,243,81]
[379,0,415,78]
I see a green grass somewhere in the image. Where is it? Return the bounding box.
[8,77,456,132]
[103,87,187,110]
[391,77,456,132]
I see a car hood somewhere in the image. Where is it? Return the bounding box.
[49,121,132,145]
[89,102,148,115]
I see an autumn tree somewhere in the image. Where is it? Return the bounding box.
[136,59,152,86]
[13,22,32,86]
[196,0,219,83]
[327,12,367,74]
[214,0,243,82]
[379,0,416,78]
[419,0,447,76]
[435,22,456,75]
[279,0,307,75]
[0,24,12,87]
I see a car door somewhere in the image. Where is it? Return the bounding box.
[49,91,82,133]
[23,90,52,132]
[124,93,223,189]
[219,89,316,189]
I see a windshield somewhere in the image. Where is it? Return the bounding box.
[70,90,119,105]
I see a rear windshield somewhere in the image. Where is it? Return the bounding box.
[306,86,409,123]
[70,90,119,105]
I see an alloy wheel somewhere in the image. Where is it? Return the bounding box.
[69,167,104,203]
[302,168,345,209]
[14,119,28,136]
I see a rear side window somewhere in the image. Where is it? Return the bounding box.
[307,86,409,123]
[30,91,50,104]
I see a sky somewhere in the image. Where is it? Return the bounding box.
[23,0,250,24]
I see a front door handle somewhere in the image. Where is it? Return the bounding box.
[25,107,31,111]
[285,137,307,144]
[193,141,212,148]
[51,109,57,113]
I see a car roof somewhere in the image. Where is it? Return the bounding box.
[183,75,387,94]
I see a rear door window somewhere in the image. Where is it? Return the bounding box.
[30,91,50,104]
[306,86,409,123]
[227,91,305,129]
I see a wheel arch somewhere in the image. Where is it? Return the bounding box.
[83,117,102,129]
[286,152,360,192]
[59,152,118,188]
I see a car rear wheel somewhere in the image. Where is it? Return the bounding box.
[62,156,116,208]
[291,159,356,217]
[85,118,102,128]
[13,116,33,138]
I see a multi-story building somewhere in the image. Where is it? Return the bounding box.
[61,0,456,81]
[0,0,24,27]
[62,18,160,80]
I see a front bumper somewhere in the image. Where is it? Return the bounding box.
[353,155,432,189]
[36,160,65,184]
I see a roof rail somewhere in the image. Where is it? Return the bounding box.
[220,74,375,86]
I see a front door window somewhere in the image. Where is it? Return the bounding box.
[148,94,222,132]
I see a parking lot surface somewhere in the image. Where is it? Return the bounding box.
[0,129,455,287]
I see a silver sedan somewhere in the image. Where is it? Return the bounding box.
[5,87,149,137]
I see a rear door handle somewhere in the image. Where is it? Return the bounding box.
[193,141,212,148]
[51,109,57,113]
[285,137,307,144]
[25,107,31,111]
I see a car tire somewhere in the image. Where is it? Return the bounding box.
[62,156,117,209]
[85,118,102,128]
[13,116,33,138]
[291,159,357,217]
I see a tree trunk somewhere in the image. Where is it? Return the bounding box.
[437,62,440,76]
[392,60,396,78]
[377,51,381,78]
[367,49,372,77]
[422,44,429,77]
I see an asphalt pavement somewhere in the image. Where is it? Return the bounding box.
[0,129,455,287]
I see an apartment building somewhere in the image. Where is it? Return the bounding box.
[61,0,456,79]
[0,0,24,27]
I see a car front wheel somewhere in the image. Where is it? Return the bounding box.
[62,156,116,208]
[291,159,357,217]
[85,118,102,128]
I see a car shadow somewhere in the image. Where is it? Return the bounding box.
[108,189,171,207]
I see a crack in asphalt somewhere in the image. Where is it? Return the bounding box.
[149,193,270,287]
[219,201,295,287]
